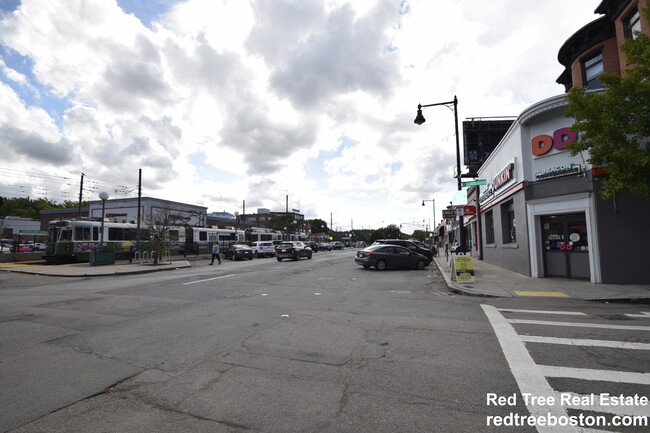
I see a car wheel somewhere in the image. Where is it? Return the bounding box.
[277,257,283,262]
[308,253,312,259]
[249,257,254,260]
[293,254,299,261]
[375,260,386,271]
[254,251,259,258]
[416,259,426,270]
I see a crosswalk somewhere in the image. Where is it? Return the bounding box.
[482,305,650,433]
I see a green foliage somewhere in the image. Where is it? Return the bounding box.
[369,224,403,242]
[0,197,59,219]
[410,230,427,242]
[0,197,90,220]
[306,218,329,234]
[266,214,300,233]
[565,7,650,199]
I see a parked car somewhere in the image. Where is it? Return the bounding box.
[304,241,320,252]
[331,242,344,250]
[33,242,48,251]
[355,244,429,271]
[276,241,312,261]
[319,242,332,251]
[224,244,255,261]
[372,239,433,263]
[249,241,276,258]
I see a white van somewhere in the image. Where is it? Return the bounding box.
[249,241,276,258]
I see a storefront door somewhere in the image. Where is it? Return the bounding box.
[541,213,590,280]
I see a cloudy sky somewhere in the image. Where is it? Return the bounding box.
[0,0,599,232]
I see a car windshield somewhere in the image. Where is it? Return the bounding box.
[278,243,293,248]
[365,245,386,251]
[233,244,248,249]
[260,242,273,246]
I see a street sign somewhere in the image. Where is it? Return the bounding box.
[442,210,457,219]
[19,230,48,235]
[460,206,476,217]
[461,179,486,187]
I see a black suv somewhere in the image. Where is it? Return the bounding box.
[276,241,313,261]
[371,239,433,263]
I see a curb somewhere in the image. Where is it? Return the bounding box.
[432,259,509,298]
[2,261,192,278]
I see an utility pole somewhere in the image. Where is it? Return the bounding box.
[78,173,84,218]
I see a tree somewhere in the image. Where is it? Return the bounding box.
[0,197,59,219]
[144,209,179,265]
[370,224,403,243]
[410,230,427,242]
[266,214,299,234]
[565,7,650,199]
[306,218,329,234]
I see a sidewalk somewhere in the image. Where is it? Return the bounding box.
[434,253,650,302]
[0,257,193,277]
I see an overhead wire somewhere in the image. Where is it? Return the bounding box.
[0,167,139,203]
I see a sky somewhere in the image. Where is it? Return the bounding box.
[0,0,600,233]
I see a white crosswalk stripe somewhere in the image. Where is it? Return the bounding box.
[482,304,650,433]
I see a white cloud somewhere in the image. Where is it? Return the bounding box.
[0,0,600,230]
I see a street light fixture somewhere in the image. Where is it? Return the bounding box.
[415,96,466,250]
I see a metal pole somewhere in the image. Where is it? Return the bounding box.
[100,199,106,245]
[136,168,142,253]
[78,173,84,219]
[452,96,466,251]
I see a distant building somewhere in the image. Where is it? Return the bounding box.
[1,216,43,241]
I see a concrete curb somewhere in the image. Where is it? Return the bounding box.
[1,260,192,278]
[432,259,510,298]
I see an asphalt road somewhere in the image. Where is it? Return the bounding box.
[1,249,648,432]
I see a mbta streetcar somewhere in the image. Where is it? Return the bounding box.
[44,219,244,263]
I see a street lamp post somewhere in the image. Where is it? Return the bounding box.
[99,191,109,246]
[421,199,435,239]
[415,96,466,251]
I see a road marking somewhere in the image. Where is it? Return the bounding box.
[520,335,650,350]
[481,305,573,433]
[513,291,569,297]
[626,312,650,318]
[539,365,650,384]
[507,318,650,331]
[182,274,236,285]
[498,308,587,316]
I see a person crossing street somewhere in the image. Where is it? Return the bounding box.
[210,242,221,265]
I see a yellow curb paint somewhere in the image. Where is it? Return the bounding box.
[513,291,569,297]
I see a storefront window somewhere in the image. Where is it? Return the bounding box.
[502,201,516,244]
[485,210,495,244]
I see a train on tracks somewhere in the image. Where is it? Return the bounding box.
[43,219,283,263]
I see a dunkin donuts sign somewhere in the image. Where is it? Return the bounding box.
[531,127,577,156]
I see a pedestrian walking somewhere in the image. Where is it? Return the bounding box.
[445,243,449,259]
[210,243,221,265]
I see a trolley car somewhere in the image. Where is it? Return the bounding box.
[43,219,244,263]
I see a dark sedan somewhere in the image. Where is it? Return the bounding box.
[355,244,429,271]
[224,244,255,261]
[276,241,312,261]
